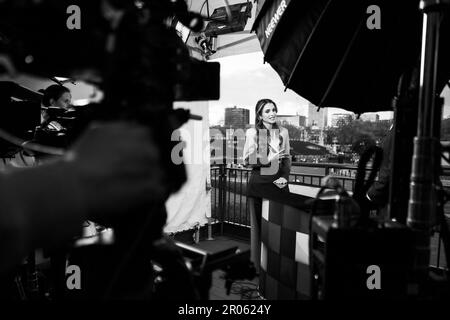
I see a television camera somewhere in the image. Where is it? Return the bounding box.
[0,0,256,300]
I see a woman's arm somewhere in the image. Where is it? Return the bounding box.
[243,128,258,166]
[279,128,291,180]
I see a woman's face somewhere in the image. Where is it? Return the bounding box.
[259,103,277,125]
[51,92,72,110]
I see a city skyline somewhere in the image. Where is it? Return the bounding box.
[212,108,388,127]
[212,105,390,127]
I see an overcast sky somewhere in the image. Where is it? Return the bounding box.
[208,51,450,126]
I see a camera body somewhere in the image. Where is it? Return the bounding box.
[0,82,41,157]
[310,216,414,300]
[0,0,222,300]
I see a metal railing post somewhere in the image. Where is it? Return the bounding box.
[218,163,227,236]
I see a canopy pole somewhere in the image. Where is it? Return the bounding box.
[407,0,449,295]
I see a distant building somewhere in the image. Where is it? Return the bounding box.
[306,129,326,145]
[224,106,250,129]
[308,103,328,128]
[360,113,380,122]
[331,113,353,127]
[379,119,394,127]
[277,114,307,127]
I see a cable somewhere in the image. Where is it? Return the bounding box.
[223,0,233,24]
[228,281,260,300]
[184,0,209,44]
[184,0,233,44]
[183,1,201,44]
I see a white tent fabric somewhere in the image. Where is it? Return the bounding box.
[164,101,212,233]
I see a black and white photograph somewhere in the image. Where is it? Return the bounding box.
[0,0,449,313]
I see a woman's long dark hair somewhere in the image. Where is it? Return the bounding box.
[254,99,283,155]
[255,99,278,129]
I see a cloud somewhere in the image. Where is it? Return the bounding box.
[214,52,266,78]
[278,101,309,117]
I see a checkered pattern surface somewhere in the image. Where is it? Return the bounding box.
[259,199,312,300]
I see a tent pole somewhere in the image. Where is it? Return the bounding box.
[284,0,334,91]
[317,18,364,108]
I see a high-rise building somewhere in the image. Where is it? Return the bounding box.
[308,103,328,128]
[360,113,380,122]
[331,113,354,127]
[224,106,250,129]
[277,115,307,127]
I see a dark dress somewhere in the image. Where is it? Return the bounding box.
[247,158,291,198]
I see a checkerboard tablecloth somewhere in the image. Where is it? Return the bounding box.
[259,199,312,300]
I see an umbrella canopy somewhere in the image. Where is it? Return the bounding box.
[252,0,450,114]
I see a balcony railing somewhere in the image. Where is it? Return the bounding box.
[210,162,448,270]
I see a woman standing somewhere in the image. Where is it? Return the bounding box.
[243,99,291,274]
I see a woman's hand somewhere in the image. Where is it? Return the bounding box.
[267,148,285,163]
[273,177,288,189]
